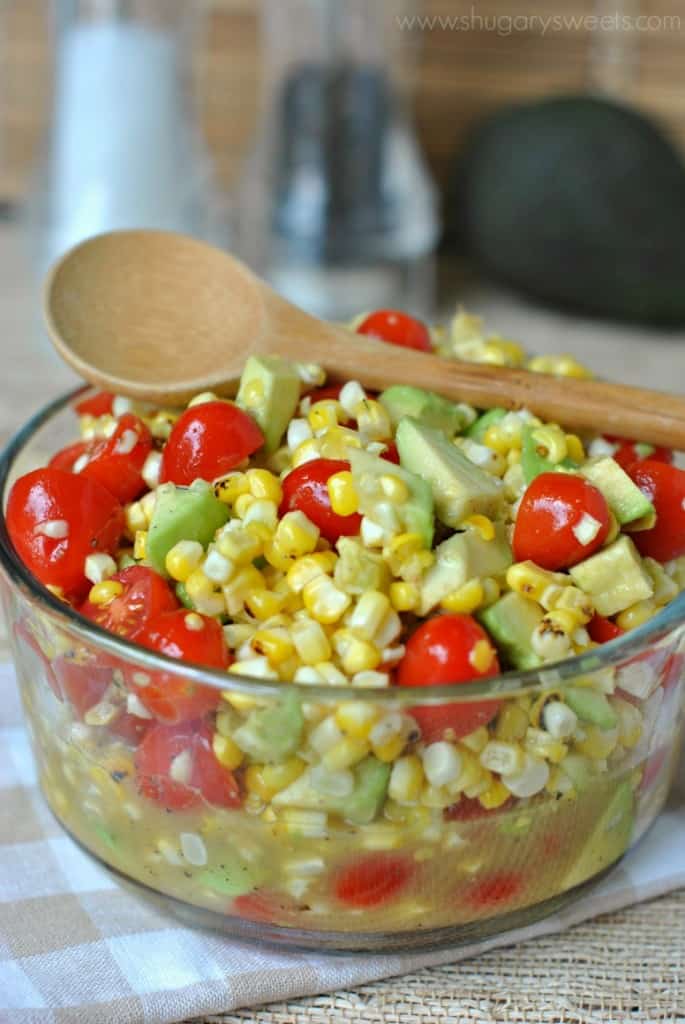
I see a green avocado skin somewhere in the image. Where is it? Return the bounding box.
[451,96,685,325]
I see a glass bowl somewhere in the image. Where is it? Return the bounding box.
[1,389,684,952]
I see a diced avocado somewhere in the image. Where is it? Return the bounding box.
[465,407,506,443]
[334,538,390,595]
[396,418,504,529]
[198,854,264,898]
[521,425,577,484]
[561,781,634,890]
[479,592,544,670]
[232,690,304,764]
[147,482,230,576]
[272,756,390,825]
[420,523,512,614]
[569,536,654,617]
[341,756,391,825]
[348,447,434,549]
[379,385,472,437]
[563,687,618,730]
[236,355,301,453]
[580,456,654,525]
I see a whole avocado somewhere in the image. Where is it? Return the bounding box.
[452,95,685,324]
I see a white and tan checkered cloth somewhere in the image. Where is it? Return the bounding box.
[1,661,684,1024]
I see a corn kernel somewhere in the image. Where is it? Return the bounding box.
[245,589,286,621]
[530,425,568,464]
[308,399,341,432]
[525,727,568,764]
[291,617,331,665]
[88,580,124,606]
[379,474,409,504]
[287,552,337,593]
[334,701,379,739]
[234,493,256,519]
[275,510,320,557]
[479,778,512,809]
[212,733,244,770]
[124,501,147,536]
[481,577,501,606]
[506,561,568,602]
[354,399,391,441]
[262,539,294,572]
[390,581,419,612]
[575,725,619,760]
[480,741,524,776]
[292,438,322,467]
[528,354,592,379]
[327,471,359,517]
[346,591,391,639]
[463,514,496,541]
[214,472,249,505]
[565,434,585,462]
[388,755,424,804]
[251,628,295,665]
[319,425,363,459]
[223,566,266,616]
[340,637,382,675]
[84,552,117,584]
[246,468,283,504]
[483,424,510,454]
[372,733,407,763]
[616,599,658,631]
[302,575,351,624]
[185,568,215,601]
[246,758,306,801]
[441,579,484,615]
[165,540,204,582]
[217,526,263,566]
[323,736,370,771]
[469,638,497,673]
[461,726,489,753]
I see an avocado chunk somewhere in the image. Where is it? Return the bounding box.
[348,447,434,549]
[561,781,635,890]
[465,407,506,443]
[521,425,577,484]
[198,854,264,898]
[569,536,654,617]
[232,690,304,764]
[379,385,473,437]
[479,592,544,670]
[580,456,654,526]
[236,355,301,453]
[396,418,504,529]
[147,482,230,576]
[563,687,618,731]
[272,756,390,825]
[419,523,512,614]
[334,537,389,595]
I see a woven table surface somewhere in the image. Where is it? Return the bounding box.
[1,226,684,1023]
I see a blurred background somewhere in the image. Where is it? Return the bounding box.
[1,0,685,442]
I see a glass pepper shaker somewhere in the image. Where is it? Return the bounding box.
[237,0,439,322]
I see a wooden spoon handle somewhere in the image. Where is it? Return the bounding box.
[265,303,685,450]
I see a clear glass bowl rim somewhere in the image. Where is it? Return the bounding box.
[1,386,684,707]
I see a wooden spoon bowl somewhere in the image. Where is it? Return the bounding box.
[44,229,685,449]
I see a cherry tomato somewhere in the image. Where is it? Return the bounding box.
[611,440,673,473]
[77,414,152,503]
[627,461,685,562]
[357,310,432,352]
[445,796,512,822]
[78,566,178,640]
[49,440,91,474]
[307,384,343,403]
[109,711,151,746]
[588,614,624,645]
[279,458,362,543]
[381,441,400,464]
[52,657,113,718]
[135,720,241,810]
[333,853,413,908]
[160,402,264,486]
[232,890,298,924]
[463,871,523,909]
[6,468,124,599]
[74,392,114,417]
[396,614,501,742]
[132,609,228,722]
[512,472,610,570]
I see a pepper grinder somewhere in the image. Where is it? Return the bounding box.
[237,0,439,322]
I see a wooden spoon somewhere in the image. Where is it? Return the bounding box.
[45,229,685,449]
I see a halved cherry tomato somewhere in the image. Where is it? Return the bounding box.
[74,392,115,417]
[109,711,151,746]
[77,414,152,503]
[279,458,362,543]
[463,871,523,909]
[396,614,501,742]
[49,440,91,474]
[160,402,263,486]
[307,384,343,403]
[588,614,624,645]
[381,441,400,464]
[52,657,113,718]
[610,440,673,473]
[357,310,432,352]
[232,890,298,924]
[627,461,685,562]
[6,468,124,599]
[131,609,228,722]
[333,853,413,908]
[512,472,610,570]
[78,566,178,640]
[135,720,241,810]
